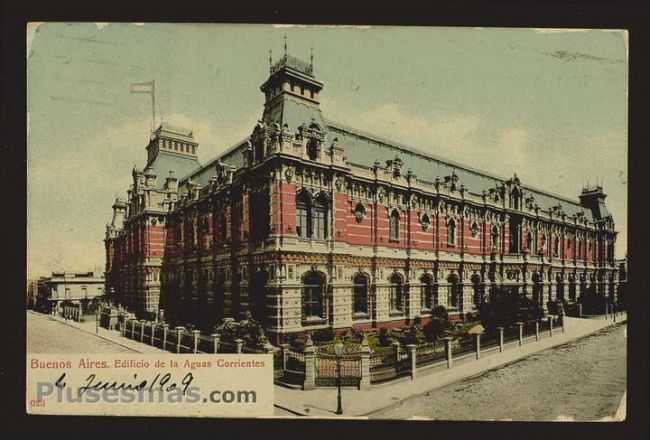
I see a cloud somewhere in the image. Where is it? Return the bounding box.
[27,111,257,278]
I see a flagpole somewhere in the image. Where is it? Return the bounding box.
[152,80,156,133]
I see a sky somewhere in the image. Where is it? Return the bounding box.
[26,24,628,279]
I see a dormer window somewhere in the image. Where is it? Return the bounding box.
[307,138,320,161]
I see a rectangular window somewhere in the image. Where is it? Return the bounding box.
[297,205,309,238]
[313,206,326,239]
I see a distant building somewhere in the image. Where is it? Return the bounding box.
[105,52,620,342]
[36,270,105,313]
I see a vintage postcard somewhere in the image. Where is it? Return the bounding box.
[26,23,628,420]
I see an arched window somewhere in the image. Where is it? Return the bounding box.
[302,272,324,319]
[512,188,521,210]
[471,222,479,238]
[353,273,369,316]
[471,274,482,306]
[491,226,500,251]
[447,219,457,246]
[389,210,400,242]
[420,274,434,311]
[554,234,560,256]
[389,273,403,313]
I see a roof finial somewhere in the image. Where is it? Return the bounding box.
[284,34,288,57]
[269,48,273,71]
[310,45,314,68]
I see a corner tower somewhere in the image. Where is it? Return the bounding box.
[260,49,326,132]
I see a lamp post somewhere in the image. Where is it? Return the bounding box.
[334,339,344,415]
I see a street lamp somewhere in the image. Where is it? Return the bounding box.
[334,339,344,415]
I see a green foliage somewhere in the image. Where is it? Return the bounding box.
[431,305,449,322]
[478,286,543,332]
[578,285,608,315]
[378,327,393,347]
[213,315,269,349]
[423,318,447,342]
[310,328,335,343]
[399,324,426,345]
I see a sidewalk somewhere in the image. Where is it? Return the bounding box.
[273,314,627,418]
[37,311,167,354]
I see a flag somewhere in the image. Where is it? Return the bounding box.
[130,81,154,94]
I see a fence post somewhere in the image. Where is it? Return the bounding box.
[549,316,554,337]
[444,337,453,369]
[407,344,417,380]
[303,336,316,391]
[120,314,127,337]
[561,314,565,333]
[130,319,136,339]
[613,304,617,322]
[192,330,201,354]
[498,327,504,352]
[150,322,156,346]
[175,326,185,353]
[517,322,523,347]
[391,340,401,363]
[578,304,583,318]
[475,332,482,359]
[235,338,244,354]
[280,343,290,371]
[359,340,371,391]
[161,324,169,350]
[535,320,539,342]
[211,333,220,354]
[139,320,146,343]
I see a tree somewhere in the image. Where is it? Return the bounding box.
[423,305,450,342]
[478,286,543,332]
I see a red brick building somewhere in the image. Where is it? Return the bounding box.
[105,53,619,342]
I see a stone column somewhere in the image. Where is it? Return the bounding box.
[175,326,185,353]
[303,337,316,391]
[391,341,401,363]
[498,327,504,352]
[162,323,169,351]
[211,333,221,354]
[407,344,417,380]
[517,322,523,347]
[280,343,290,371]
[535,320,539,341]
[235,338,244,354]
[360,342,371,391]
[444,337,453,369]
[192,330,201,353]
[475,333,482,360]
[150,322,156,346]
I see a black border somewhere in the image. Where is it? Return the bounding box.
[2,1,648,439]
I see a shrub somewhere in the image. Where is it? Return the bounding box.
[423,318,447,342]
[311,328,335,343]
[378,327,393,347]
[431,305,449,323]
[399,325,425,345]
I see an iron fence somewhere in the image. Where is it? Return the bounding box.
[415,341,446,367]
[454,336,475,357]
[315,352,362,387]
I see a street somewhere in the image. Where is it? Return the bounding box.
[27,311,137,353]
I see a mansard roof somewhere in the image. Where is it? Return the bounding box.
[148,151,201,183]
[327,121,594,222]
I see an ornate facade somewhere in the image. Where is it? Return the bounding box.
[105,53,619,343]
